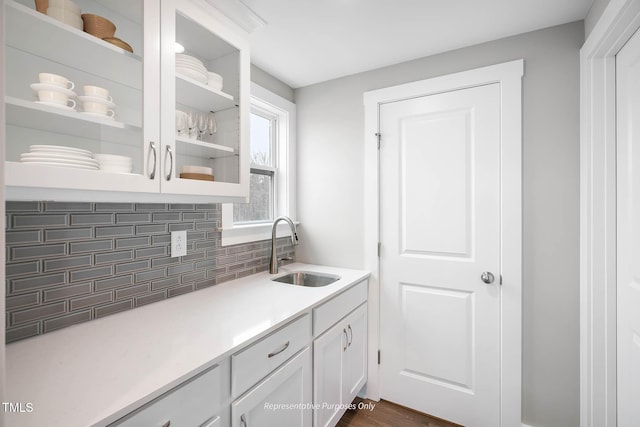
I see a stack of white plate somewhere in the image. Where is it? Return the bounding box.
[94,153,133,173]
[20,145,98,170]
[176,53,208,84]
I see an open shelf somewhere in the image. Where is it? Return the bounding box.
[176,73,235,112]
[175,135,235,158]
[5,96,142,138]
[5,0,142,89]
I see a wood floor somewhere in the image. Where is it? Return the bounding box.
[337,397,463,427]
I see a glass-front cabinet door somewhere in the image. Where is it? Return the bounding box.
[159,0,249,201]
[4,0,160,200]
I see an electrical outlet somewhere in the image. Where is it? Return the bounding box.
[171,230,187,257]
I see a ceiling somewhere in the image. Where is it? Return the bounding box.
[239,0,594,88]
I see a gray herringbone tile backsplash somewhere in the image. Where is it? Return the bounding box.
[5,202,295,343]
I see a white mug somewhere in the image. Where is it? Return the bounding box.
[83,85,112,102]
[39,73,74,90]
[38,90,76,108]
[82,100,115,117]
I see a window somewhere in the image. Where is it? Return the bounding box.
[233,110,277,224]
[221,83,296,245]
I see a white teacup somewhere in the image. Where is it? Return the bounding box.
[37,90,76,108]
[83,85,112,102]
[39,72,74,90]
[82,100,115,117]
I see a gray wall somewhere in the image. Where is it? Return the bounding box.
[294,21,583,427]
[251,64,295,102]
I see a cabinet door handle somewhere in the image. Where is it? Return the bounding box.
[148,141,157,180]
[161,421,170,427]
[165,145,173,181]
[347,324,353,347]
[240,414,248,427]
[267,341,290,358]
[343,328,348,351]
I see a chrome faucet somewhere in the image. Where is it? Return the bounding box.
[269,216,298,274]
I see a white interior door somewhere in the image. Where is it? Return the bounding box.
[616,27,640,427]
[379,83,502,426]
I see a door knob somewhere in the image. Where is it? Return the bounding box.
[481,271,495,284]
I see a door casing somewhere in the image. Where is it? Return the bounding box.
[580,1,640,426]
[363,59,523,426]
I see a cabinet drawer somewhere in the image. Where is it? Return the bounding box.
[313,280,367,336]
[232,314,311,397]
[112,363,223,426]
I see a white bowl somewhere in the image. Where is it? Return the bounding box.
[48,0,81,14]
[181,165,213,175]
[47,6,80,20]
[94,153,132,163]
[100,164,133,173]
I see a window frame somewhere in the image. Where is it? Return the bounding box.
[221,83,296,246]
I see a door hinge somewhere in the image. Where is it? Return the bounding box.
[375,132,381,149]
[378,350,381,364]
[377,242,381,257]
[500,274,503,285]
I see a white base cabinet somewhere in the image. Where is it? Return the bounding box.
[313,303,367,427]
[105,280,367,427]
[231,347,312,427]
[111,360,230,427]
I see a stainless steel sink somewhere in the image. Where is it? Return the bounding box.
[272,271,340,287]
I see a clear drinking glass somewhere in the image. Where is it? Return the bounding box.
[207,112,217,136]
[197,112,207,140]
[175,111,186,136]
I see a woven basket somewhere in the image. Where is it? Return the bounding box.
[81,13,116,38]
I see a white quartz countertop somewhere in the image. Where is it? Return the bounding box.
[5,263,370,427]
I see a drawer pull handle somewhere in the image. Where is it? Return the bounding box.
[148,141,157,179]
[268,341,290,358]
[347,325,353,347]
[240,413,248,427]
[165,145,174,181]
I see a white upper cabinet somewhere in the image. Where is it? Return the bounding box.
[159,0,249,201]
[3,0,249,203]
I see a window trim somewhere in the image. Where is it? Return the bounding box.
[221,83,296,246]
